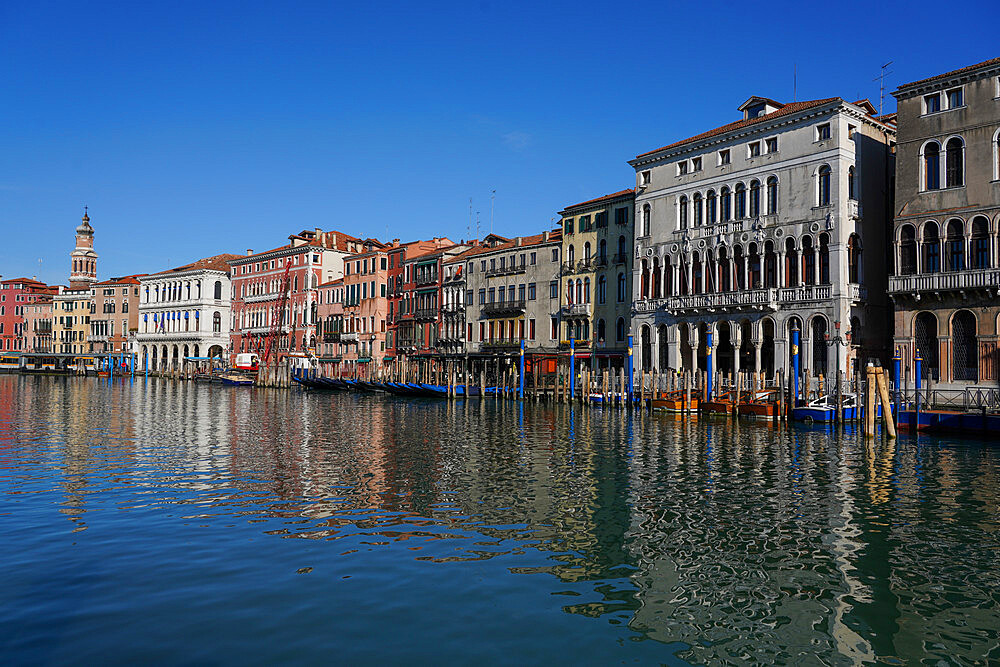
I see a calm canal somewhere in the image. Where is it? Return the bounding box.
[1,375,998,664]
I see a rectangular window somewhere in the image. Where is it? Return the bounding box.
[565,218,574,235]
[691,157,702,172]
[529,318,535,340]
[678,161,688,175]
[479,322,485,342]
[480,260,486,271]
[765,137,778,153]
[550,317,558,340]
[530,252,536,265]
[641,170,651,185]
[518,284,525,302]
[488,288,495,303]
[946,87,964,108]
[478,288,485,304]
[614,207,628,225]
[719,149,730,165]
[466,289,473,304]
[527,283,536,300]
[817,124,831,141]
[579,215,590,231]
[848,124,856,139]
[748,141,761,157]
[549,281,558,298]
[924,93,941,113]
[551,248,559,262]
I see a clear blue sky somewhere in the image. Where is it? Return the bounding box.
[0,0,995,285]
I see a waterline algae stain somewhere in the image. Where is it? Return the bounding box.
[1,375,998,664]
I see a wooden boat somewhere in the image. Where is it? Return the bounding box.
[651,392,698,413]
[791,393,858,423]
[700,389,735,416]
[221,374,254,386]
[737,389,780,420]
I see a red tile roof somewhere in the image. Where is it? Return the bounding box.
[317,277,345,288]
[3,277,48,286]
[634,98,841,159]
[449,230,562,261]
[150,253,244,276]
[560,188,635,213]
[94,274,146,286]
[898,57,1000,90]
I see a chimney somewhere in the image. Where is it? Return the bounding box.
[515,237,522,247]
[543,231,549,242]
[246,249,253,256]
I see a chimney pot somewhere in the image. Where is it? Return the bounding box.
[247,249,253,256]
[543,231,549,242]
[515,237,522,247]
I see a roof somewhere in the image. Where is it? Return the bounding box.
[149,253,243,276]
[233,229,365,262]
[317,277,345,288]
[2,277,48,286]
[634,98,840,159]
[560,189,635,214]
[448,230,562,261]
[896,56,1000,91]
[94,274,146,286]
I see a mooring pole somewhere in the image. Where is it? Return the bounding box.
[914,351,923,427]
[569,338,576,401]
[518,339,525,400]
[893,348,902,428]
[627,334,634,407]
[791,323,800,407]
[705,330,714,402]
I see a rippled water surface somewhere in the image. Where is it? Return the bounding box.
[2,375,999,664]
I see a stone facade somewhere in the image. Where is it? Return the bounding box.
[88,275,144,354]
[137,254,241,370]
[889,57,1000,388]
[628,95,895,384]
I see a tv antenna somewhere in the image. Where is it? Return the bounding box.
[873,61,894,116]
[490,189,496,236]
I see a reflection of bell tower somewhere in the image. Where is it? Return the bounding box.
[69,207,98,290]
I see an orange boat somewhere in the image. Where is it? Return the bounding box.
[736,389,780,420]
[700,388,736,416]
[652,391,698,413]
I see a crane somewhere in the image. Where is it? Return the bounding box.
[262,261,292,367]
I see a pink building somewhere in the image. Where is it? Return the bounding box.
[228,229,364,364]
[22,294,55,353]
[316,278,345,376]
[0,277,57,352]
[339,241,390,378]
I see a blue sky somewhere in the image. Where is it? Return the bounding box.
[0,0,995,285]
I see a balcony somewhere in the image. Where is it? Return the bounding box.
[558,339,591,350]
[593,255,608,267]
[486,263,526,278]
[438,335,465,347]
[481,300,526,317]
[441,302,465,315]
[562,261,577,274]
[777,285,832,303]
[889,269,1000,296]
[576,258,594,272]
[414,273,438,287]
[480,340,523,352]
[339,332,359,343]
[561,303,591,317]
[612,253,629,265]
[243,291,281,304]
[323,332,342,343]
[413,308,438,322]
[87,334,109,343]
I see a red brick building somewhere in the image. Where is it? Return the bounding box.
[229,229,364,364]
[0,277,57,352]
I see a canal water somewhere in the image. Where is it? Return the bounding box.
[1,375,998,665]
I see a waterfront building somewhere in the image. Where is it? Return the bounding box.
[22,294,54,353]
[0,277,55,352]
[137,254,241,371]
[440,247,476,363]
[628,95,896,382]
[558,190,635,371]
[53,286,95,354]
[315,278,345,376]
[460,230,563,371]
[889,57,1000,387]
[228,229,363,364]
[385,239,453,369]
[339,240,390,378]
[88,275,145,355]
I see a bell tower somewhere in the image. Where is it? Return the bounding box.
[69,207,98,290]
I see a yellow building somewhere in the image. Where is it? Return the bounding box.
[54,287,95,354]
[559,189,635,370]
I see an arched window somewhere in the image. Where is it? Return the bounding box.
[922,222,940,273]
[995,129,1000,181]
[617,235,627,261]
[642,204,651,237]
[679,196,688,229]
[900,225,917,275]
[584,277,591,303]
[598,239,607,263]
[802,236,816,285]
[597,318,606,343]
[784,238,798,286]
[615,317,626,342]
[706,190,717,223]
[213,312,221,333]
[766,177,778,214]
[819,234,831,284]
[952,310,978,381]
[720,187,731,221]
[847,234,861,283]
[818,165,831,206]
[597,275,607,304]
[848,166,856,200]
[971,217,990,269]
[693,193,703,226]
[923,141,941,190]
[749,179,761,217]
[584,242,592,261]
[213,280,222,300]
[734,183,746,219]
[811,316,828,378]
[617,273,627,303]
[566,280,574,304]
[568,244,575,265]
[946,137,964,187]
[946,219,965,271]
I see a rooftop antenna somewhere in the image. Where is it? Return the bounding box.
[873,61,894,116]
[468,197,473,242]
[490,189,496,236]
[475,211,480,243]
